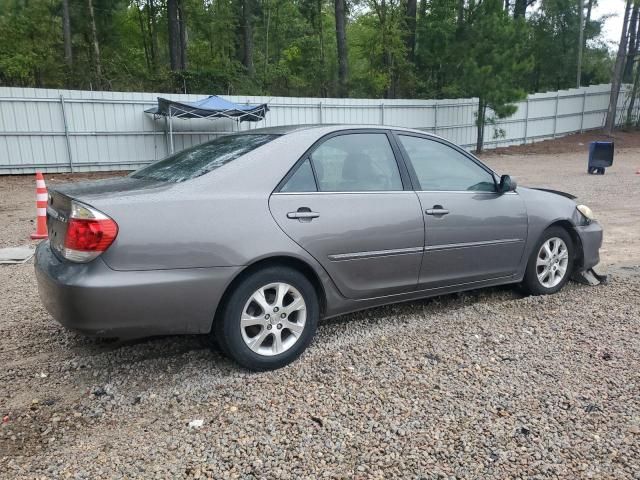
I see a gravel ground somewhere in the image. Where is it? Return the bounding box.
[1,134,640,478]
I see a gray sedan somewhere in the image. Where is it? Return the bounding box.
[35,125,603,370]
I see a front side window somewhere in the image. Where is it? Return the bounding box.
[398,135,496,192]
[308,133,403,192]
[131,134,278,182]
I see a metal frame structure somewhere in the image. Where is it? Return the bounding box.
[146,97,268,153]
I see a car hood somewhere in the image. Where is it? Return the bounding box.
[529,187,577,200]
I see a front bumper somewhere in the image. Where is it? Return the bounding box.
[574,221,603,271]
[34,241,241,338]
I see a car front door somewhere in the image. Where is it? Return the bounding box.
[269,131,425,299]
[394,133,528,289]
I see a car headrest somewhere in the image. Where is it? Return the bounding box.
[341,153,369,181]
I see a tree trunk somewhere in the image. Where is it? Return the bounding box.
[476,99,486,153]
[147,0,158,68]
[577,0,584,87]
[582,0,594,75]
[605,0,633,135]
[318,0,327,97]
[62,0,72,71]
[241,0,254,75]
[178,0,187,70]
[626,60,640,125]
[513,0,526,19]
[263,1,271,85]
[167,0,181,70]
[457,0,464,27]
[87,0,102,87]
[585,0,593,25]
[405,0,417,62]
[334,0,348,97]
[136,1,151,70]
[624,3,639,82]
[373,0,395,99]
[419,0,427,19]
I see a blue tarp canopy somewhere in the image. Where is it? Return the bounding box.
[145,95,268,122]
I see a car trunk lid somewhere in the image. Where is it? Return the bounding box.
[46,190,72,257]
[52,176,168,201]
[46,176,169,258]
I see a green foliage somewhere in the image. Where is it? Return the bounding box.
[0,0,617,112]
[0,0,65,86]
[463,3,530,105]
[528,0,611,91]
[459,0,532,150]
[349,1,416,98]
[414,0,462,98]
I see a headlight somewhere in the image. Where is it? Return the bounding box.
[577,204,595,222]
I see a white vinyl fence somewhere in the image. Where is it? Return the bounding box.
[0,84,633,174]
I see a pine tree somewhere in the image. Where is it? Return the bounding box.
[458,0,532,152]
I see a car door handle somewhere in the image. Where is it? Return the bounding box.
[425,205,449,216]
[287,208,320,221]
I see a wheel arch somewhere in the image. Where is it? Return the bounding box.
[212,255,327,330]
[545,219,584,267]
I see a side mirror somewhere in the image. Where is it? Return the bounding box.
[498,174,517,193]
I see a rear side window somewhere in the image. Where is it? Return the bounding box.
[281,159,317,192]
[309,133,402,192]
[131,134,278,182]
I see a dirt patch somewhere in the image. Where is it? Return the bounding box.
[478,128,640,156]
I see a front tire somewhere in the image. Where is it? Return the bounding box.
[215,267,319,371]
[522,226,574,296]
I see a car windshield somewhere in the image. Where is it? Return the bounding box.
[130,134,278,182]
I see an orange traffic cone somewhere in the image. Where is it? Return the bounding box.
[30,171,48,240]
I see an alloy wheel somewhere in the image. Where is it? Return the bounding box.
[240,282,307,356]
[536,237,569,288]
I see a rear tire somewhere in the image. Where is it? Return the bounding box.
[522,226,574,296]
[214,266,318,371]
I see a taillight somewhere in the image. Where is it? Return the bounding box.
[62,201,118,263]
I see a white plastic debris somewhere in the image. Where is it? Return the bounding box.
[0,246,35,264]
[188,419,204,428]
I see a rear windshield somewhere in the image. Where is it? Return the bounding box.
[131,133,278,182]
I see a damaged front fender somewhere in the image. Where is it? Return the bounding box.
[530,188,577,200]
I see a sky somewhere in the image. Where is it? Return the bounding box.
[594,0,627,47]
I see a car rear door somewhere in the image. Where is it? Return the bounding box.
[394,133,528,289]
[269,130,425,299]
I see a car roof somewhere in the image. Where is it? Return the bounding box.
[239,124,441,138]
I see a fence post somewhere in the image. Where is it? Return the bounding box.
[319,102,323,124]
[580,90,587,133]
[164,116,170,156]
[433,103,438,134]
[152,115,157,161]
[523,99,529,144]
[552,92,559,139]
[380,103,385,125]
[168,110,174,154]
[59,95,74,173]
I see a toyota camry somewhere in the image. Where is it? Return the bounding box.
[35,125,603,370]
